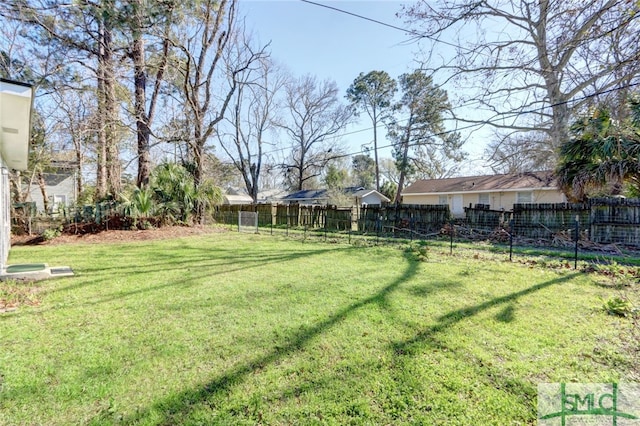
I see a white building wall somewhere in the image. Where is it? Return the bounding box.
[1,165,10,269]
[27,174,76,213]
[361,193,385,205]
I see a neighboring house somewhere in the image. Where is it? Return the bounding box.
[256,188,288,204]
[222,188,253,205]
[1,79,33,271]
[402,171,566,217]
[281,186,391,206]
[222,188,289,205]
[26,165,78,213]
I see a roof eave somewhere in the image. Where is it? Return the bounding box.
[402,186,560,196]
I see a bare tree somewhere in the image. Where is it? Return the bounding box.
[279,75,353,190]
[172,0,266,185]
[485,132,555,174]
[0,11,84,208]
[403,1,640,160]
[2,1,123,198]
[217,56,283,203]
[379,158,400,186]
[50,87,97,198]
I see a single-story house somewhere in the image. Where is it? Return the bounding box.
[1,79,33,271]
[281,186,390,206]
[401,171,566,217]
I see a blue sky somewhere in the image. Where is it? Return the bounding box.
[240,0,420,90]
[236,0,488,174]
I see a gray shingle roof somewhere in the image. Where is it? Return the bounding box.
[282,187,390,202]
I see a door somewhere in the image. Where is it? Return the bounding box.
[451,194,464,217]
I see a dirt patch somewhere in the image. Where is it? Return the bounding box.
[11,224,226,246]
[0,282,43,313]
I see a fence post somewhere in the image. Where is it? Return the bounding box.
[324,208,328,241]
[449,219,454,255]
[410,212,414,242]
[509,219,514,262]
[574,215,579,269]
[348,212,352,244]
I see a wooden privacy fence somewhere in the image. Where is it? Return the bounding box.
[589,197,640,246]
[464,205,505,231]
[359,204,450,235]
[212,203,274,227]
[511,199,640,247]
[214,203,450,234]
[511,203,589,239]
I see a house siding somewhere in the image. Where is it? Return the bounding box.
[27,174,76,213]
[360,193,386,205]
[403,189,565,212]
[1,165,10,269]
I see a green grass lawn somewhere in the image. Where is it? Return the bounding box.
[1,230,636,425]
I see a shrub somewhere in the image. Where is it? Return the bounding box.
[405,242,429,262]
[41,225,62,241]
[602,296,635,317]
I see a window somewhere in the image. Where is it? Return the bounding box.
[516,191,532,203]
[438,195,448,205]
[478,193,489,205]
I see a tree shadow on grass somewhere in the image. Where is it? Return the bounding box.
[125,268,574,425]
[118,251,422,425]
[1,245,345,320]
[392,273,579,354]
[384,272,581,421]
[495,303,516,323]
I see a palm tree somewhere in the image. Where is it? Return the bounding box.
[151,162,222,224]
[556,98,640,201]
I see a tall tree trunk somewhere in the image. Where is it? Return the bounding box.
[97,14,120,198]
[9,171,26,203]
[297,151,305,191]
[131,0,171,188]
[96,18,108,199]
[105,54,120,197]
[74,137,84,198]
[133,34,151,188]
[37,169,49,213]
[193,117,206,223]
[104,22,122,196]
[373,109,380,192]
[394,128,411,204]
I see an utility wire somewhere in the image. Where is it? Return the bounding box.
[298,0,473,53]
[258,80,640,161]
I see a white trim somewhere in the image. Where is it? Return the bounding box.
[402,187,559,196]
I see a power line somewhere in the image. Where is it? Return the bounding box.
[298,0,473,53]
[257,80,640,161]
[298,0,640,79]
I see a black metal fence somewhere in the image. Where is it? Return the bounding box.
[11,201,134,235]
[464,198,640,248]
[13,197,640,253]
[216,199,640,250]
